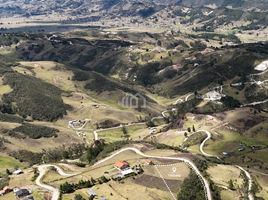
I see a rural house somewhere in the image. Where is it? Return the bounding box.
[146,159,154,165]
[114,161,129,170]
[14,188,30,199]
[13,169,23,175]
[0,186,11,196]
[87,190,97,197]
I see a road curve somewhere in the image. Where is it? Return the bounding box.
[196,130,220,159]
[93,147,212,200]
[36,165,80,200]
[198,130,253,200]
[235,165,253,200]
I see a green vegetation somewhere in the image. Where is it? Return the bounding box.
[13,123,59,139]
[3,72,71,121]
[177,171,206,200]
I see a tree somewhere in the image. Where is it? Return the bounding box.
[6,169,11,175]
[122,126,127,135]
[228,179,234,190]
[187,127,191,132]
[91,177,96,185]
[192,125,195,132]
[60,181,73,193]
[74,194,86,200]
[184,132,187,137]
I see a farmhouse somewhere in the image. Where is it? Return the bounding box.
[201,48,215,55]
[114,161,129,170]
[121,168,134,176]
[13,169,23,175]
[146,159,154,165]
[0,186,11,196]
[14,188,30,199]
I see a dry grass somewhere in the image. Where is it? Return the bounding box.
[9,170,34,188]
[207,164,243,188]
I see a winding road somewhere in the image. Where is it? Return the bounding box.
[93,147,212,200]
[36,165,80,200]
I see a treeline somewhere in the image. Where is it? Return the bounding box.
[175,97,202,117]
[60,176,109,194]
[192,159,221,200]
[177,171,206,200]
[42,143,88,163]
[11,150,43,166]
[0,112,25,123]
[11,143,88,165]
[13,123,59,139]
[86,140,106,164]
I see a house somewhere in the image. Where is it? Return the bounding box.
[22,196,34,200]
[114,161,129,170]
[13,169,22,175]
[14,188,30,199]
[185,55,196,61]
[146,159,154,165]
[121,168,134,176]
[201,48,215,55]
[87,190,97,197]
[0,186,11,196]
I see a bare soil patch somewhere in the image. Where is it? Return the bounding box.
[132,174,182,193]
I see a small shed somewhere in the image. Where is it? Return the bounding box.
[13,169,22,175]
[87,190,97,197]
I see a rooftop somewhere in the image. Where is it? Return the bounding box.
[114,161,129,169]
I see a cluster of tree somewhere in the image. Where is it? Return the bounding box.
[175,98,202,117]
[31,167,39,181]
[74,194,86,200]
[221,96,241,108]
[177,171,206,200]
[11,150,43,166]
[183,132,207,147]
[0,112,25,123]
[43,143,88,163]
[0,136,10,144]
[3,72,71,121]
[87,140,106,164]
[13,123,59,139]
[190,41,207,50]
[60,176,109,194]
[2,128,25,139]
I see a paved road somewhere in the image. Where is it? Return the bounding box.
[93,147,212,200]
[36,165,80,200]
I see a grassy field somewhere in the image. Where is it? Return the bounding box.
[207,164,243,188]
[42,167,66,183]
[0,152,28,174]
[9,170,34,188]
[97,124,147,142]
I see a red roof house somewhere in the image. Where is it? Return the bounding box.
[146,159,154,165]
[114,161,129,170]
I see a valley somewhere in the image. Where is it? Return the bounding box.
[0,1,268,200]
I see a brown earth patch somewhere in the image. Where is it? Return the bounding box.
[132,174,182,193]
